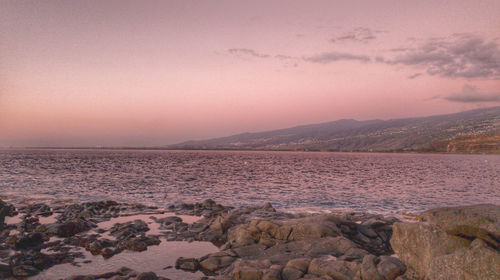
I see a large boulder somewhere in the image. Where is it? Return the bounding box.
[420,204,500,249]
[227,216,341,248]
[390,204,500,280]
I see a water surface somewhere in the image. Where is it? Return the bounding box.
[1,149,499,214]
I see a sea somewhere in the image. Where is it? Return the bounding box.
[1,149,499,214]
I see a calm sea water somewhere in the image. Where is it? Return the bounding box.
[1,149,499,214]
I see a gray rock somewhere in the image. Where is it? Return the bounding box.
[391,204,500,280]
[175,257,200,271]
[420,204,500,237]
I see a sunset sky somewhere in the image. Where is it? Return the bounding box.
[1,0,500,146]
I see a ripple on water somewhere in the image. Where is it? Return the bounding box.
[1,149,499,214]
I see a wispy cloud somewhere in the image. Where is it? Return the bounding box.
[330,27,381,43]
[380,34,500,79]
[444,84,500,103]
[304,51,371,63]
[227,48,270,58]
[408,73,423,79]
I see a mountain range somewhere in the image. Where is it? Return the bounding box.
[169,106,500,153]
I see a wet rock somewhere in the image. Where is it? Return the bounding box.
[102,247,116,258]
[135,271,158,280]
[110,219,150,239]
[175,257,200,271]
[0,199,17,229]
[19,215,42,233]
[58,200,121,222]
[66,276,95,280]
[47,218,94,237]
[85,239,114,255]
[21,203,53,217]
[0,263,11,278]
[153,216,182,225]
[117,235,160,252]
[15,232,46,249]
[12,264,40,277]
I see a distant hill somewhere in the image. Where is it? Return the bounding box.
[169,106,500,153]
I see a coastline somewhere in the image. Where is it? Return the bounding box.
[1,198,498,280]
[2,146,500,155]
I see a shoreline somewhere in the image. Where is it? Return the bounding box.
[2,147,500,155]
[1,198,498,279]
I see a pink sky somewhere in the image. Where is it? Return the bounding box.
[1,0,499,146]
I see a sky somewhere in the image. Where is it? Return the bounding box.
[1,0,500,147]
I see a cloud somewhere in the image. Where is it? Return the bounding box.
[227,48,270,58]
[304,51,371,63]
[444,84,500,103]
[331,27,378,43]
[382,34,500,79]
[408,73,423,79]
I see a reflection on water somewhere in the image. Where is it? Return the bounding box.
[1,149,499,214]
[31,213,217,280]
[33,240,218,280]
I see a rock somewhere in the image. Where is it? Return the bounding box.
[155,216,182,225]
[0,199,17,229]
[282,267,304,280]
[425,238,500,280]
[48,218,94,237]
[116,266,135,276]
[285,258,311,272]
[66,276,95,280]
[15,232,46,249]
[199,251,236,272]
[110,220,150,239]
[12,265,40,277]
[391,222,469,276]
[419,204,500,237]
[275,258,315,280]
[263,264,282,280]
[232,259,272,280]
[175,257,200,271]
[135,272,158,280]
[307,258,359,280]
[360,255,383,280]
[376,256,406,280]
[359,255,405,280]
[0,263,12,278]
[391,204,500,280]
[227,216,341,248]
[22,203,52,217]
[420,204,500,250]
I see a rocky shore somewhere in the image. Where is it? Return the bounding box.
[0,198,498,280]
